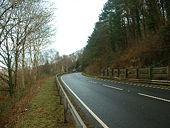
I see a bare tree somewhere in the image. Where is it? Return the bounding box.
[0,0,55,95]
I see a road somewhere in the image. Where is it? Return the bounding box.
[61,73,170,128]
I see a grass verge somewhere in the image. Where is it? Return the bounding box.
[15,77,75,128]
[0,79,45,127]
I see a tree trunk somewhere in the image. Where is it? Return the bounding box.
[21,43,25,89]
[160,0,166,24]
[14,49,19,91]
[8,68,14,96]
[165,1,170,21]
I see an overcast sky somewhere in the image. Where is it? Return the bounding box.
[49,0,107,55]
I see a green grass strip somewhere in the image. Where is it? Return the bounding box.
[15,77,74,128]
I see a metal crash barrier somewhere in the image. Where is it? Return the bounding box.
[56,75,87,128]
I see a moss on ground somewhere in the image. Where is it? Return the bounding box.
[15,77,75,128]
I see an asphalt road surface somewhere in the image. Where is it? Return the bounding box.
[61,73,170,128]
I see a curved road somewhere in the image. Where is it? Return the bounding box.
[61,73,170,128]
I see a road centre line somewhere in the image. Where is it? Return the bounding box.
[61,76,109,128]
[88,81,97,84]
[138,93,170,103]
[91,81,97,84]
[102,84,123,91]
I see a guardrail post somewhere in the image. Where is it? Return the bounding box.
[64,97,68,123]
[59,89,63,105]
[56,83,60,96]
[167,65,170,80]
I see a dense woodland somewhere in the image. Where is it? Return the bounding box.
[79,0,170,75]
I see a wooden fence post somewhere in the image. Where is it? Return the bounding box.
[136,68,139,79]
[167,65,170,80]
[113,69,115,76]
[149,67,152,80]
[101,69,104,76]
[125,68,128,79]
[112,68,114,76]
[118,68,120,77]
[107,68,109,76]
[108,67,111,77]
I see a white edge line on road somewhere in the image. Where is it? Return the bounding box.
[61,76,109,128]
[138,93,170,103]
[102,84,123,91]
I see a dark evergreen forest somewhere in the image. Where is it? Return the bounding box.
[78,0,170,75]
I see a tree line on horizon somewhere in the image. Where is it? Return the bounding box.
[78,0,170,75]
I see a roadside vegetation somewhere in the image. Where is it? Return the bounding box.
[15,77,75,128]
[0,77,48,127]
[0,0,77,127]
[0,0,56,127]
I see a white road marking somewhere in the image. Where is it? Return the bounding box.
[102,84,123,91]
[89,81,97,84]
[138,93,170,103]
[61,76,109,128]
[88,75,170,91]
